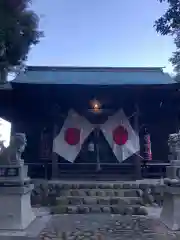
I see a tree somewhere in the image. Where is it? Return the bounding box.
[0,0,43,82]
[155,0,180,73]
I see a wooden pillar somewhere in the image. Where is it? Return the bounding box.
[95,126,101,172]
[134,104,142,179]
[51,123,59,179]
[39,127,51,179]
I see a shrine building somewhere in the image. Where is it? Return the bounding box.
[0,66,179,180]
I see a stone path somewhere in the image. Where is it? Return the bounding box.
[40,214,178,240]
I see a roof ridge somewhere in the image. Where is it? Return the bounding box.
[26,66,164,72]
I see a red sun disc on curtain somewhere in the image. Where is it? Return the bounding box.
[64,128,80,145]
[113,125,128,145]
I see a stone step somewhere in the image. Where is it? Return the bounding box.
[51,204,147,215]
[59,189,140,197]
[56,196,142,205]
[49,182,141,190]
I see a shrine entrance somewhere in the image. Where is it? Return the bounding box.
[1,66,178,180]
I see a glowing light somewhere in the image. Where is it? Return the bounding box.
[94,103,99,109]
[91,99,101,112]
[0,118,11,148]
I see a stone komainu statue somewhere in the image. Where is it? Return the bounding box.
[0,133,27,165]
[168,131,180,160]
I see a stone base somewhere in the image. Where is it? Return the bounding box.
[166,165,180,179]
[170,160,180,166]
[0,184,36,230]
[0,209,51,239]
[0,164,29,184]
[160,186,180,230]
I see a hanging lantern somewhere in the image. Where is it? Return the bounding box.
[90,99,102,113]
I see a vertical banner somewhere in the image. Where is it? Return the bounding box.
[143,128,152,161]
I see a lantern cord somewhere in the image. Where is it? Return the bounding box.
[134,152,144,160]
[127,110,141,120]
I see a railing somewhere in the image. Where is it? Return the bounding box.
[141,162,170,178]
[26,162,170,180]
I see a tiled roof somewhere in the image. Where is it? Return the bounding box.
[13,66,175,85]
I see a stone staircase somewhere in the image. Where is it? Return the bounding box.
[51,182,147,215]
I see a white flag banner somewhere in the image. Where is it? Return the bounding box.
[53,109,94,162]
[100,109,139,162]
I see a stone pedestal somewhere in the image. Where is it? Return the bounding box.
[0,164,30,185]
[166,166,180,179]
[0,164,35,230]
[166,160,180,180]
[160,186,180,230]
[0,184,35,230]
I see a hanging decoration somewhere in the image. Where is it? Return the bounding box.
[53,109,94,162]
[143,128,152,161]
[100,109,140,162]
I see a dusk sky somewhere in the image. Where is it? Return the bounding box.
[28,0,175,73]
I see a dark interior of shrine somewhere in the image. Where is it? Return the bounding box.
[0,82,180,179]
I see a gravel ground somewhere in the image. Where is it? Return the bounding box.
[40,214,177,240]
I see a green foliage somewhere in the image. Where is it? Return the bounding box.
[155,0,180,35]
[174,73,180,81]
[155,0,180,72]
[0,0,42,80]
